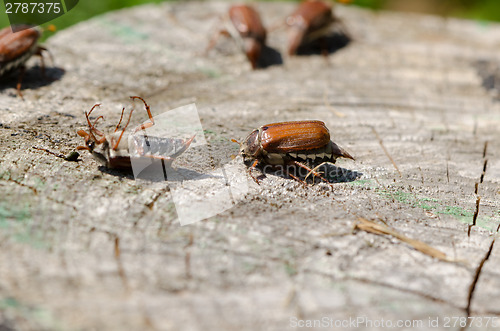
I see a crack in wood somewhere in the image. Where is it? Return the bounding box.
[469,141,489,236]
[463,224,500,327]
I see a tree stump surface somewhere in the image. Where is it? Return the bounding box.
[0,2,499,330]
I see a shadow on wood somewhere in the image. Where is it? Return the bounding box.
[0,65,65,94]
[295,30,351,56]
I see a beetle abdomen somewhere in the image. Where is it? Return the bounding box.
[131,135,193,159]
[260,120,330,153]
[264,146,337,166]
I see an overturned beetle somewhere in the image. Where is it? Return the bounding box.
[238,120,354,183]
[77,96,195,170]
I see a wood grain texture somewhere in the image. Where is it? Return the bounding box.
[0,2,499,330]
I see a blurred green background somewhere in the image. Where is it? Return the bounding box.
[1,0,500,37]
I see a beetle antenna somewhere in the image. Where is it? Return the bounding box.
[231,138,240,144]
[84,105,100,142]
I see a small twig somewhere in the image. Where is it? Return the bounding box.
[33,146,65,158]
[33,146,80,162]
[354,217,459,263]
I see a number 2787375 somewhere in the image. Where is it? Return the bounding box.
[5,2,62,14]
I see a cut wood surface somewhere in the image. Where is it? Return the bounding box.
[0,2,499,330]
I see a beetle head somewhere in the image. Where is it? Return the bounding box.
[243,38,262,69]
[240,128,262,160]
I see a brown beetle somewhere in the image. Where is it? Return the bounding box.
[77,96,195,170]
[286,0,343,55]
[239,120,354,182]
[206,5,267,69]
[0,24,52,98]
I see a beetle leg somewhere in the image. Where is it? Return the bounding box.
[205,28,231,55]
[77,130,90,139]
[286,171,308,187]
[16,65,26,100]
[87,104,101,117]
[84,104,105,140]
[36,46,54,67]
[130,96,155,133]
[114,107,126,132]
[247,159,262,184]
[36,48,46,78]
[204,12,233,56]
[76,130,91,150]
[113,108,134,150]
[33,46,54,80]
[92,115,104,129]
[305,161,328,182]
[305,161,338,184]
[291,160,329,184]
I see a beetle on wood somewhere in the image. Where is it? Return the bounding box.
[77,96,195,170]
[286,0,346,56]
[206,4,267,69]
[238,120,354,183]
[0,24,52,98]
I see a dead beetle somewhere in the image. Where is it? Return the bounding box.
[77,97,195,170]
